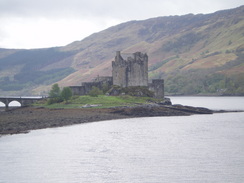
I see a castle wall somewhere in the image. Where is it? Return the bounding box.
[70,86,86,96]
[93,76,113,83]
[70,76,113,96]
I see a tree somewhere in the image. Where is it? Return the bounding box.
[47,83,62,105]
[49,83,61,98]
[61,87,73,101]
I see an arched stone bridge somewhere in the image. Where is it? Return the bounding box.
[0,96,45,110]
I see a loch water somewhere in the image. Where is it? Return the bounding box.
[0,97,244,183]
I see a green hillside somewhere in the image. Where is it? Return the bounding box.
[0,48,76,94]
[0,5,243,95]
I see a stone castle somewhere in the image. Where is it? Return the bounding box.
[70,51,164,99]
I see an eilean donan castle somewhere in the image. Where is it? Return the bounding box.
[70,51,164,99]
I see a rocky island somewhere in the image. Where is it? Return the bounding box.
[0,103,216,136]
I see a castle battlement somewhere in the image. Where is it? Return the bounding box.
[113,52,148,66]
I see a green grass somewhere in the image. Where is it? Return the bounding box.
[35,95,162,109]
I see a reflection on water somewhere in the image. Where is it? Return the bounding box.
[0,97,244,183]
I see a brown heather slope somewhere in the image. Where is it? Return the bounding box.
[0,6,243,95]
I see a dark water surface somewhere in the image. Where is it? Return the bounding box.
[0,97,244,183]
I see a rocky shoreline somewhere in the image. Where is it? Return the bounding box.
[0,104,237,136]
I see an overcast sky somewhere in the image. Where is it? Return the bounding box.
[0,0,243,49]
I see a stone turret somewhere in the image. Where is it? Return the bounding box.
[149,79,164,99]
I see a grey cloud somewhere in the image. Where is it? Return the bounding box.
[0,0,243,48]
[1,0,242,20]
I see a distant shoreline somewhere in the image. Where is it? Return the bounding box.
[0,105,241,136]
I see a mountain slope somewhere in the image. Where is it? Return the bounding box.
[0,5,243,95]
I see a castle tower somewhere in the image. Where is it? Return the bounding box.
[112,51,148,87]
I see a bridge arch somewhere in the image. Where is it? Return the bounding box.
[9,100,21,107]
[0,98,23,109]
[0,101,5,108]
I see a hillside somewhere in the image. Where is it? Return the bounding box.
[0,5,243,95]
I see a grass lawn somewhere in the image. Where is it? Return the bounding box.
[35,95,162,109]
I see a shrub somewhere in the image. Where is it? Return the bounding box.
[102,83,110,94]
[47,97,63,105]
[88,86,103,97]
